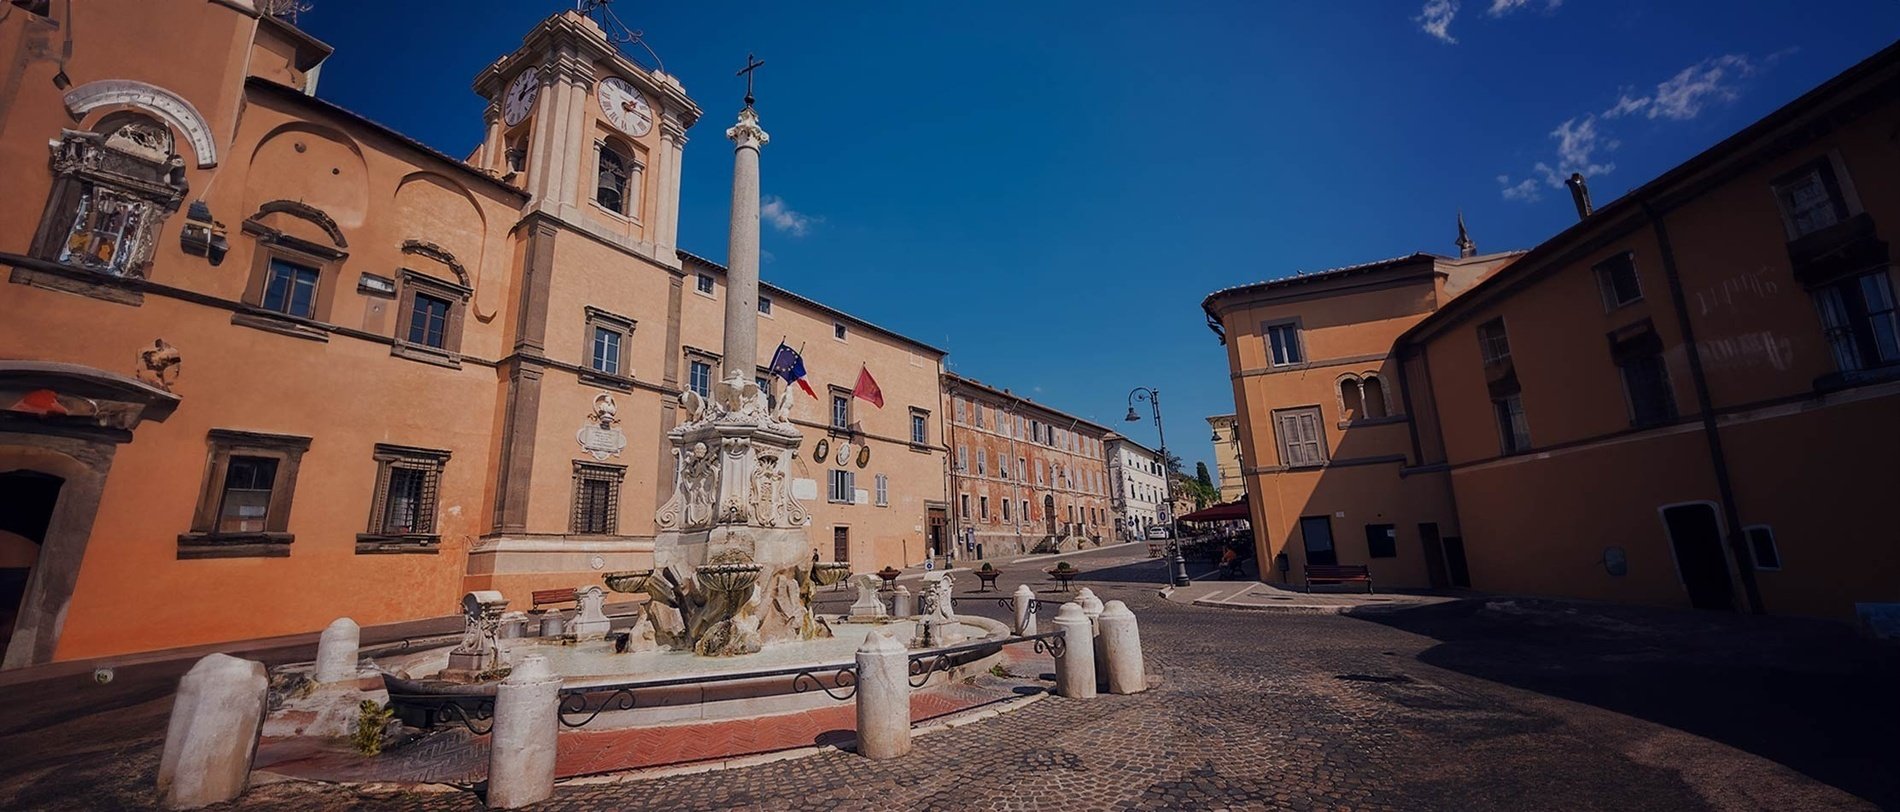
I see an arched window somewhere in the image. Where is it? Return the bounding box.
[596,143,629,213]
[1339,377,1363,420]
[1363,376,1388,419]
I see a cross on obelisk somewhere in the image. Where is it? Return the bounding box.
[738,53,765,107]
[723,54,770,382]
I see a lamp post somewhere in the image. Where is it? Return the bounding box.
[1127,387,1191,587]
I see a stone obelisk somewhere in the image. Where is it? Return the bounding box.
[647,60,819,656]
[723,102,767,379]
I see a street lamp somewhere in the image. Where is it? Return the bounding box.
[1127,387,1191,587]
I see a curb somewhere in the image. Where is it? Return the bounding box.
[1010,543,1144,565]
[1190,598,1347,615]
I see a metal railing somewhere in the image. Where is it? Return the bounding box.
[390,630,1069,733]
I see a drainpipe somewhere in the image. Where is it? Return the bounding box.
[1642,201,1764,615]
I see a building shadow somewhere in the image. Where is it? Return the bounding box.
[1348,597,1900,807]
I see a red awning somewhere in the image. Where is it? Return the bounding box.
[1179,500,1250,523]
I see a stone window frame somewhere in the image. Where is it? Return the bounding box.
[581,306,636,390]
[684,346,721,398]
[1592,251,1645,312]
[1272,405,1328,469]
[178,429,312,559]
[357,443,451,554]
[234,221,348,342]
[391,269,472,369]
[694,272,716,297]
[908,408,931,449]
[758,295,773,316]
[828,385,853,432]
[833,321,848,342]
[570,461,626,536]
[874,473,889,507]
[1263,318,1304,367]
[18,119,190,305]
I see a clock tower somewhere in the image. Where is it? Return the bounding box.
[472,10,700,265]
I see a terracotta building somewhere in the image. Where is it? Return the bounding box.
[0,1,942,667]
[941,373,1114,558]
[677,251,949,573]
[1206,42,1900,619]
[1205,414,1245,503]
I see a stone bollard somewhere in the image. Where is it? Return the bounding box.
[1098,600,1147,695]
[854,631,911,759]
[313,617,360,683]
[1012,585,1037,636]
[1052,602,1097,700]
[487,655,562,809]
[538,613,564,637]
[1076,589,1106,687]
[157,653,268,810]
[893,585,915,617]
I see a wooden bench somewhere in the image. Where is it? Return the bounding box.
[1146,542,1164,558]
[1304,564,1373,593]
[531,588,577,611]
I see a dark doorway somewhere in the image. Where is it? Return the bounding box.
[0,470,63,658]
[1442,535,1471,587]
[833,526,850,562]
[927,509,947,558]
[1299,515,1337,566]
[1419,522,1450,589]
[1043,495,1057,537]
[1662,503,1735,611]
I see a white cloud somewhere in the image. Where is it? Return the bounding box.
[1414,0,1459,43]
[1487,0,1561,16]
[1603,54,1754,121]
[1498,174,1542,202]
[760,195,820,237]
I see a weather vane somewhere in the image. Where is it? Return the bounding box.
[738,52,765,107]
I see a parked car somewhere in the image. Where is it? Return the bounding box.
[1146,525,1171,540]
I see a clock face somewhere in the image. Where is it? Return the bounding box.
[596,77,653,137]
[503,67,540,127]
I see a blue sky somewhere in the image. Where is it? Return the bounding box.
[297,1,1899,481]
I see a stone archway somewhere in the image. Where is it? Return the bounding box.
[0,361,178,669]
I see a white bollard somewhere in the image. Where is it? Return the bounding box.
[1076,589,1106,687]
[487,655,562,809]
[158,653,268,810]
[1052,602,1097,699]
[1012,585,1037,636]
[1098,600,1147,695]
[854,631,912,759]
[313,617,360,683]
[893,585,915,617]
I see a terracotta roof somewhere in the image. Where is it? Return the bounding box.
[1200,253,1437,305]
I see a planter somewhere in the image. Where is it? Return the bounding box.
[697,563,762,595]
[602,570,652,594]
[811,562,852,586]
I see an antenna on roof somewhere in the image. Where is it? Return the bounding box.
[575,0,665,72]
[257,0,312,24]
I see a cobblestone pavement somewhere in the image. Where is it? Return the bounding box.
[4,543,1895,811]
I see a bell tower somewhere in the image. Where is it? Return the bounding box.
[471,9,700,264]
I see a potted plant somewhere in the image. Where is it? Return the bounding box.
[1046,560,1079,588]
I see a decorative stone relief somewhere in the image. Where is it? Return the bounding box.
[576,393,627,461]
[136,339,180,392]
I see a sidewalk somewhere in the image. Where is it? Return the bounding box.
[1165,579,1455,614]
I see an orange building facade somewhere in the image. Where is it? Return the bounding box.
[0,1,943,667]
[1208,42,1900,619]
[941,373,1115,558]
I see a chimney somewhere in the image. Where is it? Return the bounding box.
[1455,211,1476,259]
[1565,173,1593,220]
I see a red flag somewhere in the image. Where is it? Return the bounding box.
[852,365,884,408]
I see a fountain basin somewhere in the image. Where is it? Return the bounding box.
[383,615,1011,730]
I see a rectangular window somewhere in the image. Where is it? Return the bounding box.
[1273,406,1327,467]
[980,496,990,520]
[1772,158,1849,239]
[834,526,850,562]
[758,295,773,315]
[1002,499,1012,521]
[1814,270,1900,372]
[911,412,928,445]
[1594,252,1643,310]
[1477,318,1512,366]
[973,403,984,429]
[1494,393,1532,454]
[1365,523,1397,558]
[875,474,889,507]
[1265,321,1304,366]
[591,327,622,376]
[828,469,856,503]
[834,321,847,340]
[570,463,625,535]
[1299,515,1337,566]
[956,445,968,472]
[408,293,451,348]
[1746,525,1781,571]
[960,493,970,517]
[1017,457,1026,481]
[977,448,987,476]
[1620,351,1676,426]
[689,360,712,398]
[696,273,715,294]
[261,258,320,318]
[831,394,850,428]
[362,444,450,551]
[216,456,279,534]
